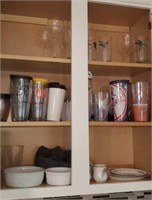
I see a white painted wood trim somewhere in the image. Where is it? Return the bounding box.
[71,0,90,188]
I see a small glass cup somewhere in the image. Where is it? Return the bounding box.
[88,35,96,61]
[134,35,147,63]
[98,36,111,62]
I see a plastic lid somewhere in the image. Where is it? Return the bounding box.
[48,82,60,87]
[0,93,10,99]
[88,71,93,79]
[109,80,129,85]
[48,82,67,90]
[32,78,48,84]
[10,74,32,80]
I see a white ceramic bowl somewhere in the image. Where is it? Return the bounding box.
[4,166,44,188]
[45,167,71,186]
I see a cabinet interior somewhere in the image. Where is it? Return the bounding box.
[1,0,152,191]
[88,2,151,177]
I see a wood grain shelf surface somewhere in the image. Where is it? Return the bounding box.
[89,61,152,77]
[1,54,71,74]
[0,121,71,127]
[1,121,152,127]
[1,54,151,76]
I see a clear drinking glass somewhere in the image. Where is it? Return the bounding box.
[93,92,109,121]
[98,36,111,62]
[0,145,24,170]
[131,81,150,121]
[0,145,24,185]
[88,35,96,61]
[134,35,147,63]
[119,33,133,61]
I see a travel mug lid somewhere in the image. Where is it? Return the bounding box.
[48,82,67,90]
[48,82,60,87]
[10,74,32,80]
[0,93,10,99]
[32,78,48,84]
[109,80,129,84]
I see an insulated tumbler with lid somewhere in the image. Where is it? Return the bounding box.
[109,80,129,121]
[30,78,49,121]
[47,82,67,121]
[10,74,32,121]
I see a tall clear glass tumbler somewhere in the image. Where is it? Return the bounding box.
[10,75,32,121]
[131,81,150,121]
[30,78,49,121]
[93,92,109,121]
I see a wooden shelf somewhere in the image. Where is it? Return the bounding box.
[1,54,151,76]
[1,14,128,33]
[89,121,152,127]
[1,121,152,127]
[1,54,71,74]
[1,179,152,200]
[89,61,152,77]
[0,121,71,127]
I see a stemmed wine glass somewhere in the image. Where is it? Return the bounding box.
[36,27,52,57]
[48,19,65,58]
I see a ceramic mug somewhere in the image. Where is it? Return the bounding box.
[93,164,108,183]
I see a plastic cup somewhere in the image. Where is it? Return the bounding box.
[30,78,49,121]
[132,81,150,121]
[93,92,109,121]
[10,74,32,121]
[61,100,71,121]
[109,80,129,121]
